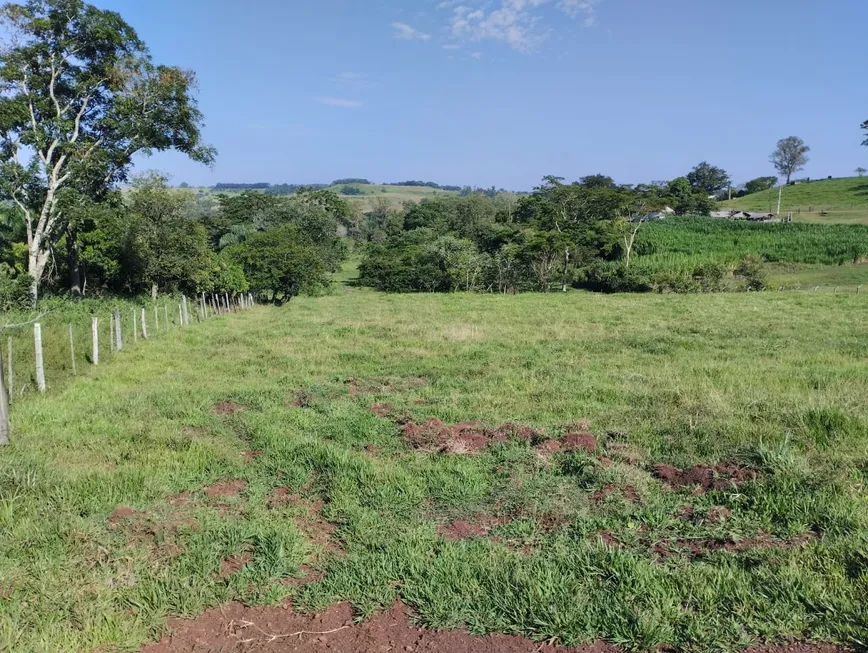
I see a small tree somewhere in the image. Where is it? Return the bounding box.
[770,136,810,184]
[744,176,778,194]
[856,167,867,177]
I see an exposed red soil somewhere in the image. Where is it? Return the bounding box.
[652,462,758,494]
[651,532,816,559]
[401,418,542,454]
[536,439,564,454]
[561,433,597,453]
[220,552,253,579]
[590,484,639,504]
[204,480,248,497]
[214,401,244,415]
[141,599,619,653]
[108,506,137,526]
[703,506,733,524]
[438,514,510,540]
[241,450,262,462]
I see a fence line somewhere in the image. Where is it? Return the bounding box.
[0,292,257,446]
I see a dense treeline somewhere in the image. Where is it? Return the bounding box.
[386,181,463,192]
[356,176,868,294]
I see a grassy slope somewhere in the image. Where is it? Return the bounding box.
[719,176,868,224]
[1,291,867,651]
[324,183,458,210]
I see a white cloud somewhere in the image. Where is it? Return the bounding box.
[448,0,599,53]
[442,43,461,50]
[470,51,483,59]
[392,22,432,41]
[316,97,363,108]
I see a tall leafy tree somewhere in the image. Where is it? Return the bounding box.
[770,136,810,184]
[744,176,778,194]
[0,0,215,301]
[687,161,731,195]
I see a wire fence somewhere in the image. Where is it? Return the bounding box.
[0,292,254,446]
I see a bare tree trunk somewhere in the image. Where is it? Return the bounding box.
[561,249,570,293]
[66,226,82,298]
[151,282,158,300]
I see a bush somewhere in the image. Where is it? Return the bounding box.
[734,255,768,291]
[0,270,33,311]
[581,262,653,293]
[691,262,728,292]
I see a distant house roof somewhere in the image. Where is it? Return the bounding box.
[711,210,776,220]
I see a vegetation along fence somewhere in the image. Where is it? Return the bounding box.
[0,292,255,446]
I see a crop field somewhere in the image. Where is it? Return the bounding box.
[0,289,866,652]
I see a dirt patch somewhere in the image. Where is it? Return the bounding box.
[561,433,597,453]
[401,418,541,454]
[653,462,757,494]
[108,506,137,526]
[535,439,563,454]
[346,376,429,397]
[142,599,618,653]
[363,444,378,456]
[651,532,817,559]
[220,551,253,579]
[703,506,733,525]
[241,451,262,462]
[370,402,395,418]
[439,514,510,541]
[590,484,638,504]
[214,401,244,415]
[205,480,248,497]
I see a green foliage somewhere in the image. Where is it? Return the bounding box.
[771,136,810,184]
[687,161,731,195]
[667,177,714,215]
[734,255,768,290]
[225,225,339,302]
[340,185,363,196]
[744,176,778,195]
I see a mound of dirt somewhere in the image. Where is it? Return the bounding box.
[653,462,757,494]
[439,514,510,541]
[142,599,619,653]
[205,480,248,497]
[370,403,395,418]
[214,401,244,415]
[401,419,541,454]
[561,433,597,453]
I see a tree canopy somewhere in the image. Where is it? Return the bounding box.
[770,136,810,184]
[0,0,215,300]
[687,162,731,195]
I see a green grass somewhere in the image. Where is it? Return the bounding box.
[324,183,459,210]
[1,290,867,651]
[720,176,868,224]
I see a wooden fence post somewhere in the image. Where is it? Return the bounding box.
[142,308,149,339]
[132,309,138,344]
[68,324,77,376]
[114,308,123,351]
[92,317,99,366]
[178,304,183,326]
[182,295,190,325]
[164,305,169,330]
[34,322,45,393]
[154,305,159,332]
[109,314,115,353]
[6,336,12,402]
[0,344,9,446]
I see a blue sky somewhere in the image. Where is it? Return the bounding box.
[97,0,868,191]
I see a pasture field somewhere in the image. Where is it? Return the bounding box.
[0,290,867,652]
[719,177,868,225]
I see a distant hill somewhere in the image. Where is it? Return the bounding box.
[720,176,868,224]
[324,183,459,209]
